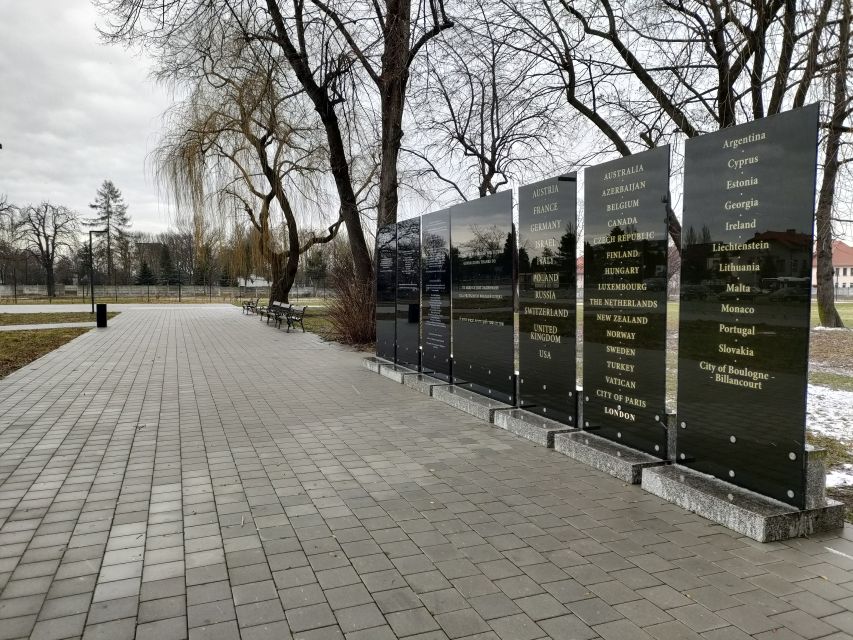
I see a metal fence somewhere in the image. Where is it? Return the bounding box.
[0,280,332,304]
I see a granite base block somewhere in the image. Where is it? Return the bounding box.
[362,356,390,374]
[494,409,576,448]
[804,444,830,509]
[554,431,667,484]
[432,385,513,422]
[378,363,417,383]
[641,464,845,542]
[403,374,451,396]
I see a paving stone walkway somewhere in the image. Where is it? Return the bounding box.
[0,306,851,640]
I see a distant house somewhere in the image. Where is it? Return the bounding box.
[811,241,853,294]
[238,276,272,289]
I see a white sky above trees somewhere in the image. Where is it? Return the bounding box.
[0,0,176,234]
[2,1,848,246]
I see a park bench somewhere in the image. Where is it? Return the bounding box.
[242,297,260,314]
[255,299,273,318]
[286,305,308,333]
[259,301,291,328]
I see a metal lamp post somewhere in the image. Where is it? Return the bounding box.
[89,229,108,313]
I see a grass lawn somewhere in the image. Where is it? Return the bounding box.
[0,312,119,326]
[0,328,90,379]
[810,371,853,392]
[811,301,853,327]
[302,307,332,336]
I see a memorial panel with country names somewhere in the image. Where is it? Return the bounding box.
[396,218,421,370]
[583,146,670,456]
[451,192,515,404]
[421,208,452,380]
[677,105,818,508]
[375,223,396,361]
[518,175,578,424]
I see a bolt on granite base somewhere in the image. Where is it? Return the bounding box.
[403,373,451,396]
[431,385,513,422]
[494,409,576,448]
[641,451,845,542]
[554,431,668,484]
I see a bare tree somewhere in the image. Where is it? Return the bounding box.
[0,194,12,218]
[98,0,453,283]
[304,0,454,228]
[14,202,80,297]
[406,5,566,200]
[0,195,18,286]
[504,0,851,325]
[814,0,851,327]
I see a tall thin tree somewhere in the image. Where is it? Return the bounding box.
[87,180,131,286]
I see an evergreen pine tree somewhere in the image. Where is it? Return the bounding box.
[136,261,155,285]
[86,180,131,283]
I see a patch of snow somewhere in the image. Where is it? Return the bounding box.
[826,465,853,487]
[807,384,853,442]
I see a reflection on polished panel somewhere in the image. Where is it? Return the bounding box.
[677,105,819,509]
[583,146,670,456]
[518,175,577,424]
[396,218,421,370]
[376,224,396,361]
[451,192,515,404]
[421,209,452,381]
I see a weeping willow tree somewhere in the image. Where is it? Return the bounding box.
[156,36,343,304]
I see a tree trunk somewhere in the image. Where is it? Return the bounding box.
[377,85,405,228]
[268,252,291,305]
[264,0,373,284]
[282,206,302,304]
[815,235,841,327]
[45,265,55,298]
[320,110,374,283]
[376,0,411,229]
[814,0,849,328]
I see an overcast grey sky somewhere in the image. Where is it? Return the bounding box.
[0,0,176,234]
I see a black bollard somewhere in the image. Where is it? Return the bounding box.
[96,303,108,328]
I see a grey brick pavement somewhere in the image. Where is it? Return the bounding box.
[0,305,851,640]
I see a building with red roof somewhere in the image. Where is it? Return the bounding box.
[811,240,853,295]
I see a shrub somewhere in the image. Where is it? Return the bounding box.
[326,248,375,345]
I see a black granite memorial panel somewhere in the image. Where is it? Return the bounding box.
[451,192,515,403]
[677,105,818,509]
[376,223,396,361]
[583,146,670,456]
[518,175,578,424]
[421,208,452,380]
[396,218,421,370]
